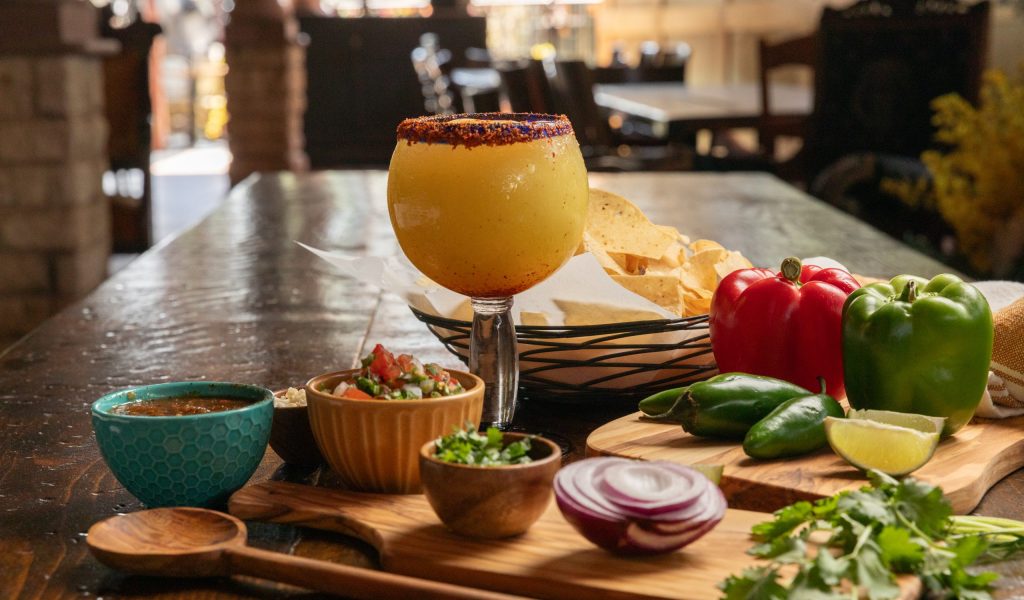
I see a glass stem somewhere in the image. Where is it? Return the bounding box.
[469,296,518,430]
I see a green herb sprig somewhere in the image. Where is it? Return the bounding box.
[719,470,1024,600]
[433,424,533,466]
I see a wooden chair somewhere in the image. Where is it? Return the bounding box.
[757,33,817,162]
[704,34,815,180]
[545,60,694,171]
[546,60,614,152]
[807,0,990,259]
[496,60,554,113]
[808,0,990,181]
[100,12,161,253]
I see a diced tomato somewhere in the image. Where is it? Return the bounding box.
[369,344,401,382]
[341,387,372,400]
[397,354,415,373]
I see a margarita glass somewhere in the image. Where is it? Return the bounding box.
[387,113,588,428]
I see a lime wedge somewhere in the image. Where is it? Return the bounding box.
[847,409,946,434]
[691,464,724,486]
[824,416,939,476]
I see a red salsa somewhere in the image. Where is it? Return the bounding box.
[112,397,252,416]
[326,344,464,400]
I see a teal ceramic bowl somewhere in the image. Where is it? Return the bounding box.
[91,382,274,508]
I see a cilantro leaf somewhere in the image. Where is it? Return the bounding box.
[892,476,950,538]
[752,501,813,541]
[853,543,900,600]
[718,566,788,600]
[878,525,924,569]
[750,536,806,563]
[814,551,849,586]
[838,490,893,527]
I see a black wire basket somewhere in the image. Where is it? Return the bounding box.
[410,307,718,406]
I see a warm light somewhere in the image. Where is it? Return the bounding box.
[470,0,601,6]
[530,43,556,60]
[471,0,549,6]
[365,0,430,9]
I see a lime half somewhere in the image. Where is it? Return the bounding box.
[824,416,940,476]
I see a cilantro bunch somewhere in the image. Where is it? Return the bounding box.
[433,424,533,466]
[720,470,1020,600]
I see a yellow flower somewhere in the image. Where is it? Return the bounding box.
[890,68,1024,274]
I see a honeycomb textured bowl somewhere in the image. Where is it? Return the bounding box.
[91,382,273,508]
[306,369,483,494]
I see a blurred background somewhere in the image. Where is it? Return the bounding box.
[0,0,1022,350]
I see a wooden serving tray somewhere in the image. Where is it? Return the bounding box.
[229,481,766,600]
[587,413,1024,514]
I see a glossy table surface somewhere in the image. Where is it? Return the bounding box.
[2,170,1021,599]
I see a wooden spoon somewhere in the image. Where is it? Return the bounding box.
[87,507,523,600]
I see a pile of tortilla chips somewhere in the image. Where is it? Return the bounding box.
[579,188,753,317]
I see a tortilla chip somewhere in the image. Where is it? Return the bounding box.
[690,239,725,254]
[585,233,628,276]
[519,311,550,326]
[684,248,728,291]
[607,252,650,275]
[555,299,665,326]
[610,275,685,316]
[714,251,754,281]
[451,299,474,322]
[685,292,713,316]
[587,189,676,259]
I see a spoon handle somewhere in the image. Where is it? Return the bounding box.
[224,544,526,600]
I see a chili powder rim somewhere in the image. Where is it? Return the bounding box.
[395,113,575,148]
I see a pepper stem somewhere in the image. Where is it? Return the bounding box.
[817,376,827,395]
[781,257,802,284]
[900,280,918,303]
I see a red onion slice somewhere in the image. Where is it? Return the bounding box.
[599,461,702,515]
[554,457,727,556]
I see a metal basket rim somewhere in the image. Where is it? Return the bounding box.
[409,306,709,333]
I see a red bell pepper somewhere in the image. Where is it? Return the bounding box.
[708,257,860,398]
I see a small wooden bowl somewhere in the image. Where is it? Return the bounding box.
[270,390,324,467]
[419,433,561,538]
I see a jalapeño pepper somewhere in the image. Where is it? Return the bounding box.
[638,373,810,438]
[743,378,845,459]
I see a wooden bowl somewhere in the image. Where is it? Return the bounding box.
[418,433,561,538]
[269,390,324,467]
[305,369,484,494]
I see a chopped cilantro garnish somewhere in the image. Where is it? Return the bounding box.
[719,471,1024,600]
[433,423,533,466]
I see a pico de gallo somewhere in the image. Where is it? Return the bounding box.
[328,344,465,400]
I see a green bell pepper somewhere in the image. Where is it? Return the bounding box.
[842,274,993,436]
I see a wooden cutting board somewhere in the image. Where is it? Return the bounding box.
[587,413,1024,514]
[229,481,764,600]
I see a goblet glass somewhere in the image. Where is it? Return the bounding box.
[387,113,588,429]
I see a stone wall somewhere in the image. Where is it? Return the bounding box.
[0,1,111,351]
[224,0,308,185]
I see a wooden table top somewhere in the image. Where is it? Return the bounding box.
[594,82,812,134]
[2,170,1021,599]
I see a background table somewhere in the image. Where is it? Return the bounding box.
[594,82,812,138]
[2,171,1021,599]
